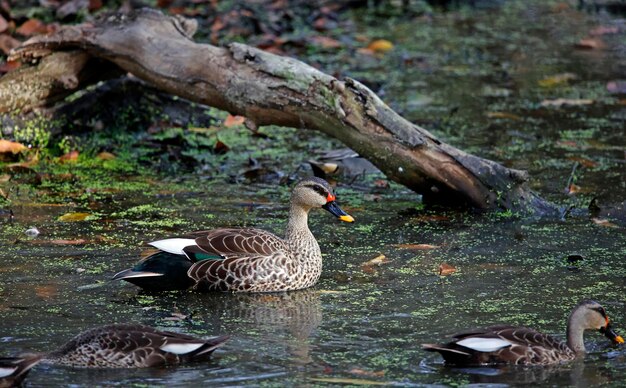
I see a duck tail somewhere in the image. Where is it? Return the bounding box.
[112,251,195,291]
[0,355,42,386]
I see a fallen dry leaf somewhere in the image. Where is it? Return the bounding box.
[566,184,581,195]
[0,139,26,154]
[35,285,58,299]
[48,239,88,245]
[362,254,390,267]
[57,212,91,222]
[438,263,457,276]
[96,151,116,160]
[16,18,48,36]
[310,35,342,49]
[367,39,394,53]
[394,243,440,250]
[592,218,618,228]
[59,150,79,162]
[349,368,385,378]
[538,73,577,88]
[486,111,522,120]
[541,98,594,107]
[574,38,605,50]
[224,114,245,127]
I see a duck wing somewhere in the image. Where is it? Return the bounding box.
[183,228,292,292]
[424,325,573,365]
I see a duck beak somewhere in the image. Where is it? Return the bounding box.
[600,323,625,344]
[322,201,355,222]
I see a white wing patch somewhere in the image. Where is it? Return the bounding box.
[456,337,512,352]
[0,366,17,378]
[118,271,164,279]
[160,342,204,354]
[149,238,196,255]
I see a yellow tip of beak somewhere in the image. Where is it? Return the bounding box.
[616,335,625,344]
[339,215,355,223]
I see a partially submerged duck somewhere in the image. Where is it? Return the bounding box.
[423,300,624,365]
[113,177,354,292]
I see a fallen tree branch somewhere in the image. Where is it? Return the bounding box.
[3,9,555,213]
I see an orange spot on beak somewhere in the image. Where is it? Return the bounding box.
[326,193,336,202]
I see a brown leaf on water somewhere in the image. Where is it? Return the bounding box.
[59,150,79,162]
[394,243,440,250]
[566,184,581,195]
[16,19,48,36]
[0,139,26,155]
[592,218,618,228]
[438,263,457,276]
[362,254,390,267]
[48,239,88,245]
[486,112,522,120]
[57,212,91,222]
[96,151,116,160]
[35,285,58,299]
[224,114,245,127]
[349,368,385,378]
[310,377,387,386]
[538,73,577,87]
[541,98,594,107]
[566,156,598,168]
[574,38,605,50]
[367,39,394,53]
[309,35,342,49]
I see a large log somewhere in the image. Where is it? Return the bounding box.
[3,9,555,213]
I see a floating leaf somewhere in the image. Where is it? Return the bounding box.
[96,151,116,160]
[48,239,88,245]
[541,98,594,107]
[566,184,581,195]
[59,150,79,162]
[57,212,91,222]
[349,368,385,378]
[486,112,522,120]
[574,38,605,50]
[35,285,58,299]
[367,39,394,53]
[538,73,577,87]
[438,263,457,276]
[592,218,618,228]
[310,377,388,386]
[0,139,26,154]
[394,243,440,250]
[224,114,245,127]
[310,35,342,49]
[362,254,390,267]
[16,18,47,36]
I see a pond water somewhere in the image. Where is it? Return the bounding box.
[1,0,626,386]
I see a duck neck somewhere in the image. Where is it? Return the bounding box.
[566,309,587,355]
[285,203,313,244]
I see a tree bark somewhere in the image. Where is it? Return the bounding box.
[2,9,555,213]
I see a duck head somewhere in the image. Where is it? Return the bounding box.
[579,300,624,344]
[292,177,354,222]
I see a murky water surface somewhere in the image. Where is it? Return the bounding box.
[2,1,626,386]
